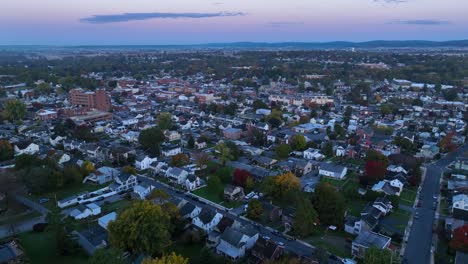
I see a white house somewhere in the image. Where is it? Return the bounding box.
[319,163,348,180]
[162,145,182,157]
[69,203,101,220]
[216,227,259,260]
[165,131,181,141]
[452,194,468,213]
[303,148,325,160]
[166,167,189,185]
[83,166,119,185]
[134,155,158,170]
[335,146,346,157]
[195,141,207,150]
[185,174,201,191]
[109,174,138,193]
[133,183,155,199]
[14,142,39,156]
[57,153,71,165]
[179,202,202,219]
[192,208,223,233]
[49,135,66,147]
[371,179,403,196]
[98,212,117,230]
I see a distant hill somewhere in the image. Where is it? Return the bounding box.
[2,40,468,51]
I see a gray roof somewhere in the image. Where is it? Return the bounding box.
[353,231,391,249]
[220,227,246,247]
[320,162,346,174]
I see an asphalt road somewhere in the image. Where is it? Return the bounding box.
[404,144,467,264]
[137,175,327,259]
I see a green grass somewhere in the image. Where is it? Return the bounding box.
[19,231,88,264]
[166,242,204,263]
[389,209,411,223]
[400,189,417,206]
[347,200,368,217]
[192,186,223,203]
[100,199,132,214]
[320,177,346,188]
[307,237,352,258]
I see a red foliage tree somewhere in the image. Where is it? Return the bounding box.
[361,160,387,185]
[450,224,468,253]
[439,131,457,153]
[233,169,252,188]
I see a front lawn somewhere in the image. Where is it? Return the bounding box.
[400,189,417,206]
[192,186,223,203]
[100,199,132,214]
[29,183,103,210]
[19,231,88,264]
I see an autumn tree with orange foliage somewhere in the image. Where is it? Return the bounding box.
[450,224,468,253]
[262,172,301,202]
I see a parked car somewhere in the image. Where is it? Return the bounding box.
[38,198,49,204]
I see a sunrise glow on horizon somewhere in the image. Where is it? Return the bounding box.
[1,0,467,45]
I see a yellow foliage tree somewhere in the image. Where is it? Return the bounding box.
[142,252,189,264]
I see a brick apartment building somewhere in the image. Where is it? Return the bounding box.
[69,88,111,112]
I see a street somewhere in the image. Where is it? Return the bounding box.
[404,144,467,264]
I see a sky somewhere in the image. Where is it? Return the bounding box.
[0,0,467,45]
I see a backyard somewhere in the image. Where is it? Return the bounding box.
[192,186,242,209]
[19,231,88,264]
[399,188,417,207]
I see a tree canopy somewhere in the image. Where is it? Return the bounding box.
[313,182,346,227]
[3,99,27,122]
[138,127,165,155]
[157,112,173,130]
[108,201,173,255]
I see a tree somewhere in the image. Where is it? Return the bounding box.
[313,182,346,227]
[4,99,27,122]
[393,136,415,154]
[450,224,468,253]
[439,131,457,153]
[216,167,233,184]
[139,127,165,155]
[380,104,392,115]
[171,153,189,167]
[108,201,172,255]
[246,199,264,220]
[123,165,137,175]
[363,247,398,264]
[148,189,170,201]
[0,140,14,161]
[252,99,268,110]
[214,142,233,165]
[207,175,223,198]
[321,142,333,158]
[262,172,301,202]
[157,112,173,130]
[194,152,210,169]
[292,198,319,237]
[275,144,291,160]
[142,253,189,264]
[82,160,95,175]
[362,160,387,185]
[290,134,306,151]
[89,248,126,264]
[233,169,252,188]
[37,82,53,95]
[187,135,195,149]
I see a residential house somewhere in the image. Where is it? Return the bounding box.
[69,203,101,220]
[83,166,119,185]
[0,241,24,263]
[192,208,223,233]
[224,185,245,201]
[14,141,39,156]
[250,237,284,264]
[98,212,117,230]
[452,194,468,220]
[371,179,403,196]
[303,148,325,160]
[351,231,391,258]
[165,130,181,141]
[161,145,182,157]
[166,167,189,185]
[319,163,348,180]
[134,154,158,170]
[223,128,242,140]
[216,226,259,260]
[109,174,137,193]
[133,182,155,199]
[185,174,201,191]
[180,202,202,219]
